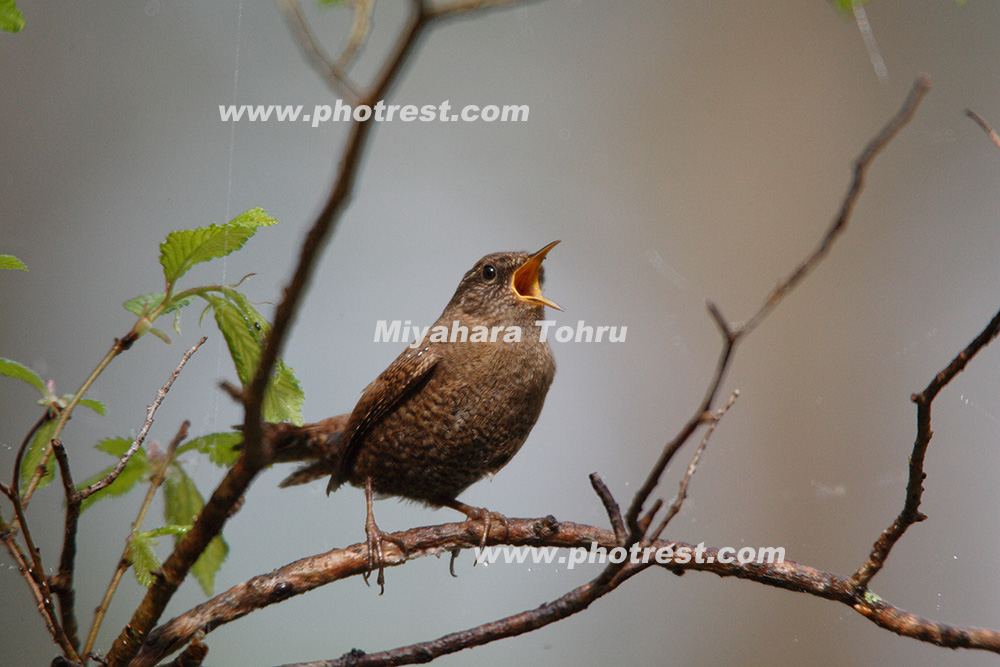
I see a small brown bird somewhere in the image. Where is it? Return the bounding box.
[268,241,561,587]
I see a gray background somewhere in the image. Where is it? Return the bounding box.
[3,1,1000,665]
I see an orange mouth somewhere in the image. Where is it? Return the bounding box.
[512,240,562,311]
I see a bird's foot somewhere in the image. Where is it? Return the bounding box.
[442,499,510,554]
[362,477,408,594]
[362,513,408,594]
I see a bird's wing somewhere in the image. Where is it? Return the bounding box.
[334,345,439,486]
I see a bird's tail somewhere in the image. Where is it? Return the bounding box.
[262,414,350,488]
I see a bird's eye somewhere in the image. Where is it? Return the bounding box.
[481,264,497,282]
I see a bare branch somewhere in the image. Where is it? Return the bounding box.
[852,304,1000,589]
[76,337,204,506]
[273,0,363,104]
[622,75,930,545]
[588,473,625,544]
[966,108,1000,149]
[136,516,1000,664]
[650,390,739,543]
[335,0,374,71]
[740,75,931,337]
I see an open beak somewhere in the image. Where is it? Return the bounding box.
[512,240,562,311]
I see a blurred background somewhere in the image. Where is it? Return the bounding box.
[3,1,1000,665]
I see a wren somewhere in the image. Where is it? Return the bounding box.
[267,241,560,588]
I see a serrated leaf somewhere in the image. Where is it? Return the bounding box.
[19,420,56,494]
[123,292,192,318]
[128,532,160,587]
[205,294,261,387]
[265,359,304,425]
[78,437,150,512]
[177,431,244,467]
[163,465,228,595]
[0,254,27,270]
[203,291,303,425]
[159,208,277,285]
[164,465,202,527]
[75,398,107,415]
[0,358,48,395]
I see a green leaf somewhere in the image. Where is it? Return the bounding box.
[0,254,27,270]
[128,525,194,587]
[177,431,244,467]
[142,524,191,539]
[149,328,172,344]
[20,420,56,494]
[128,531,160,587]
[123,292,192,318]
[203,291,303,425]
[75,398,107,415]
[0,1,24,34]
[191,532,229,596]
[77,437,150,512]
[164,465,228,595]
[159,208,277,285]
[206,294,259,386]
[164,466,201,528]
[0,358,48,395]
[266,359,304,425]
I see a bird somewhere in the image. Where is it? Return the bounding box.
[266,241,561,589]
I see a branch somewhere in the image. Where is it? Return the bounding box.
[76,337,205,504]
[7,410,80,662]
[650,390,738,543]
[273,0,362,103]
[82,421,191,662]
[51,439,81,652]
[621,75,930,544]
[966,108,1000,149]
[740,74,931,337]
[588,473,624,544]
[852,304,1000,589]
[136,515,1000,665]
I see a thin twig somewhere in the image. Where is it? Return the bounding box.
[622,75,930,545]
[76,337,205,504]
[335,0,374,71]
[0,512,54,651]
[21,331,139,506]
[273,0,362,104]
[8,405,80,662]
[82,420,190,664]
[740,75,931,337]
[852,305,1000,590]
[588,473,625,544]
[965,109,1000,149]
[650,390,738,543]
